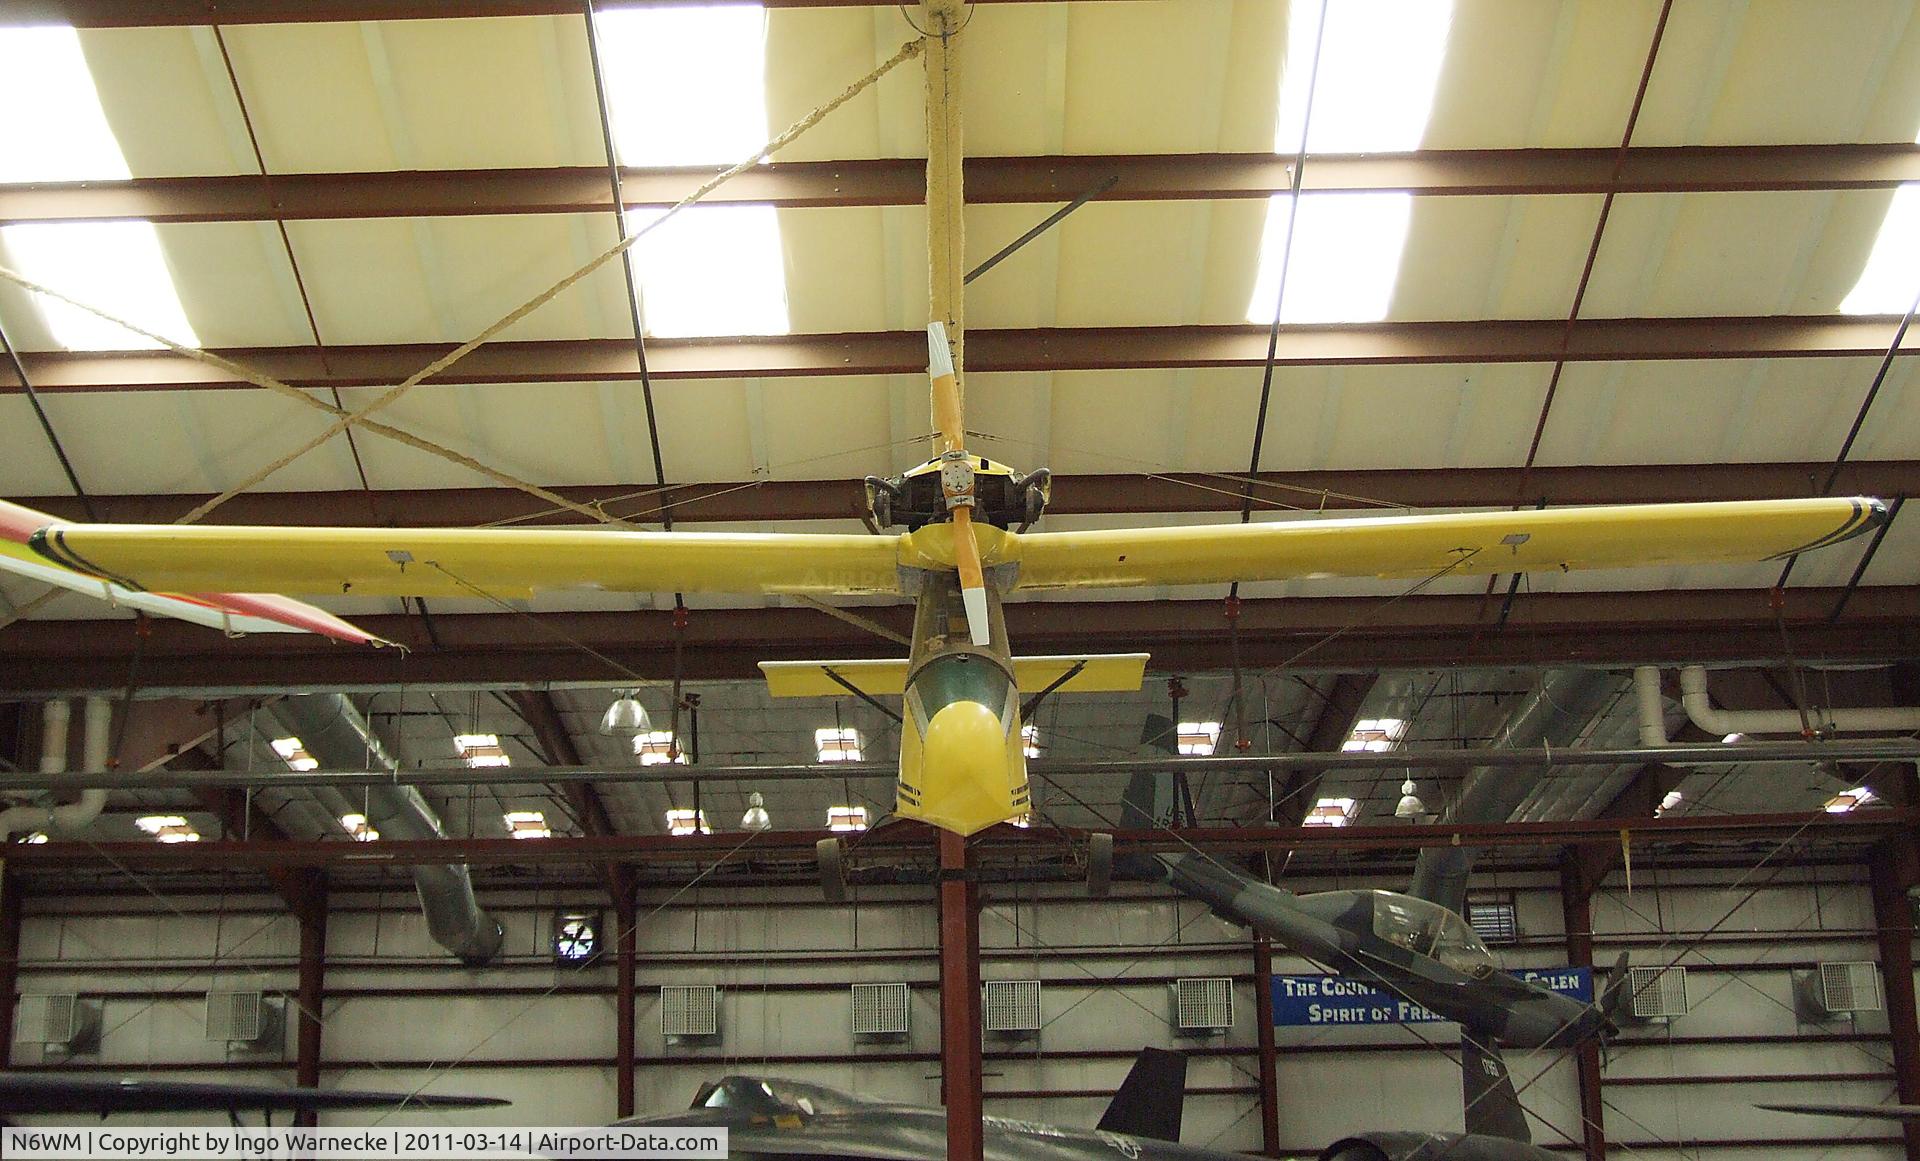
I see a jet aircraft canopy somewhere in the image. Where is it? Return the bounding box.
[694,1076,878,1117]
[1371,891,1497,977]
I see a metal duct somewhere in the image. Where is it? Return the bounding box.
[1409,670,1616,915]
[269,695,503,965]
[0,700,109,840]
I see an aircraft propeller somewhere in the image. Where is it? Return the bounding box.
[926,320,991,647]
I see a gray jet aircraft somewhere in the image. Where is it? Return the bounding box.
[614,1044,1566,1161]
[1118,769,1628,1050]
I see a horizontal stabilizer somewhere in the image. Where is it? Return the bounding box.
[0,1073,510,1114]
[761,654,1148,698]
[1759,1102,1920,1121]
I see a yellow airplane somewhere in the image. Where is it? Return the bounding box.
[13,325,1890,835]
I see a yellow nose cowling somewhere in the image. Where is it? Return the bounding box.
[895,699,1028,836]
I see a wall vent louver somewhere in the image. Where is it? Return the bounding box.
[1171,977,1234,1033]
[1626,966,1688,1020]
[1815,961,1883,1015]
[661,984,720,1039]
[849,982,912,1038]
[205,990,266,1042]
[982,979,1042,1036]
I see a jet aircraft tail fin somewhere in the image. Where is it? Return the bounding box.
[1460,1029,1531,1144]
[1096,1047,1188,1142]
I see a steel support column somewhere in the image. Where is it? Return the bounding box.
[938,831,983,1161]
[1559,855,1606,1161]
[616,889,638,1119]
[1252,938,1280,1157]
[1870,836,1920,1160]
[292,869,327,1127]
[0,863,19,1067]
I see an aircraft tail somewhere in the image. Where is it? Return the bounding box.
[1095,1047,1188,1142]
[1460,1029,1531,1144]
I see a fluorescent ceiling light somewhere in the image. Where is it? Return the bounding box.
[503,809,551,839]
[816,727,862,763]
[634,730,686,766]
[1304,796,1357,827]
[665,807,711,836]
[1342,718,1408,753]
[1021,723,1042,759]
[271,737,319,773]
[0,25,130,183]
[1841,183,1920,314]
[21,833,47,845]
[594,5,788,339]
[1249,0,1453,326]
[827,805,868,833]
[454,733,512,768]
[1177,721,1221,757]
[339,813,379,842]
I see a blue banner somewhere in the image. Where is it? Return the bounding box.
[1271,967,1592,1027]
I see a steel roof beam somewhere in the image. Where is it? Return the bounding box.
[19,461,1919,528]
[6,316,1914,396]
[2,810,1908,870]
[1,587,1915,692]
[6,146,1920,226]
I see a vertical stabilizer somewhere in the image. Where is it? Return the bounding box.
[1461,1029,1532,1144]
[1095,1048,1188,1142]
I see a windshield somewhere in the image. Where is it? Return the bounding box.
[1370,891,1497,976]
[695,1077,871,1117]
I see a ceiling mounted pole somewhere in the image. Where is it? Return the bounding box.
[925,0,966,441]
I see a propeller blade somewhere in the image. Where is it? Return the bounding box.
[928,321,962,451]
[952,506,991,647]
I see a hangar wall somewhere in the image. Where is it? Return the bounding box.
[5,865,1907,1159]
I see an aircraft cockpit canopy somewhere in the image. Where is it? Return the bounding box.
[694,1077,874,1118]
[1370,891,1497,977]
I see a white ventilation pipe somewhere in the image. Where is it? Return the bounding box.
[0,699,109,839]
[1634,666,1670,747]
[1679,665,1920,736]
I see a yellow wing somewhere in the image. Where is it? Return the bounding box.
[30,525,904,600]
[992,498,1885,590]
[759,653,1149,697]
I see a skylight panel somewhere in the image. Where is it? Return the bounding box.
[634,730,686,766]
[503,809,551,839]
[135,814,200,843]
[271,737,319,772]
[816,727,862,763]
[0,27,199,353]
[339,813,379,842]
[0,25,129,184]
[1304,796,1357,827]
[665,807,711,836]
[1342,717,1409,753]
[1177,721,1221,757]
[1248,0,1454,326]
[593,4,789,339]
[827,805,868,832]
[455,733,511,768]
[1841,184,1920,314]
[594,4,768,168]
[1824,786,1874,814]
[626,204,788,338]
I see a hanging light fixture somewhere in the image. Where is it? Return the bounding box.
[1395,775,1426,819]
[600,691,651,738]
[741,791,771,831]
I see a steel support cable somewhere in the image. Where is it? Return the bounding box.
[582,0,673,530]
[210,24,378,507]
